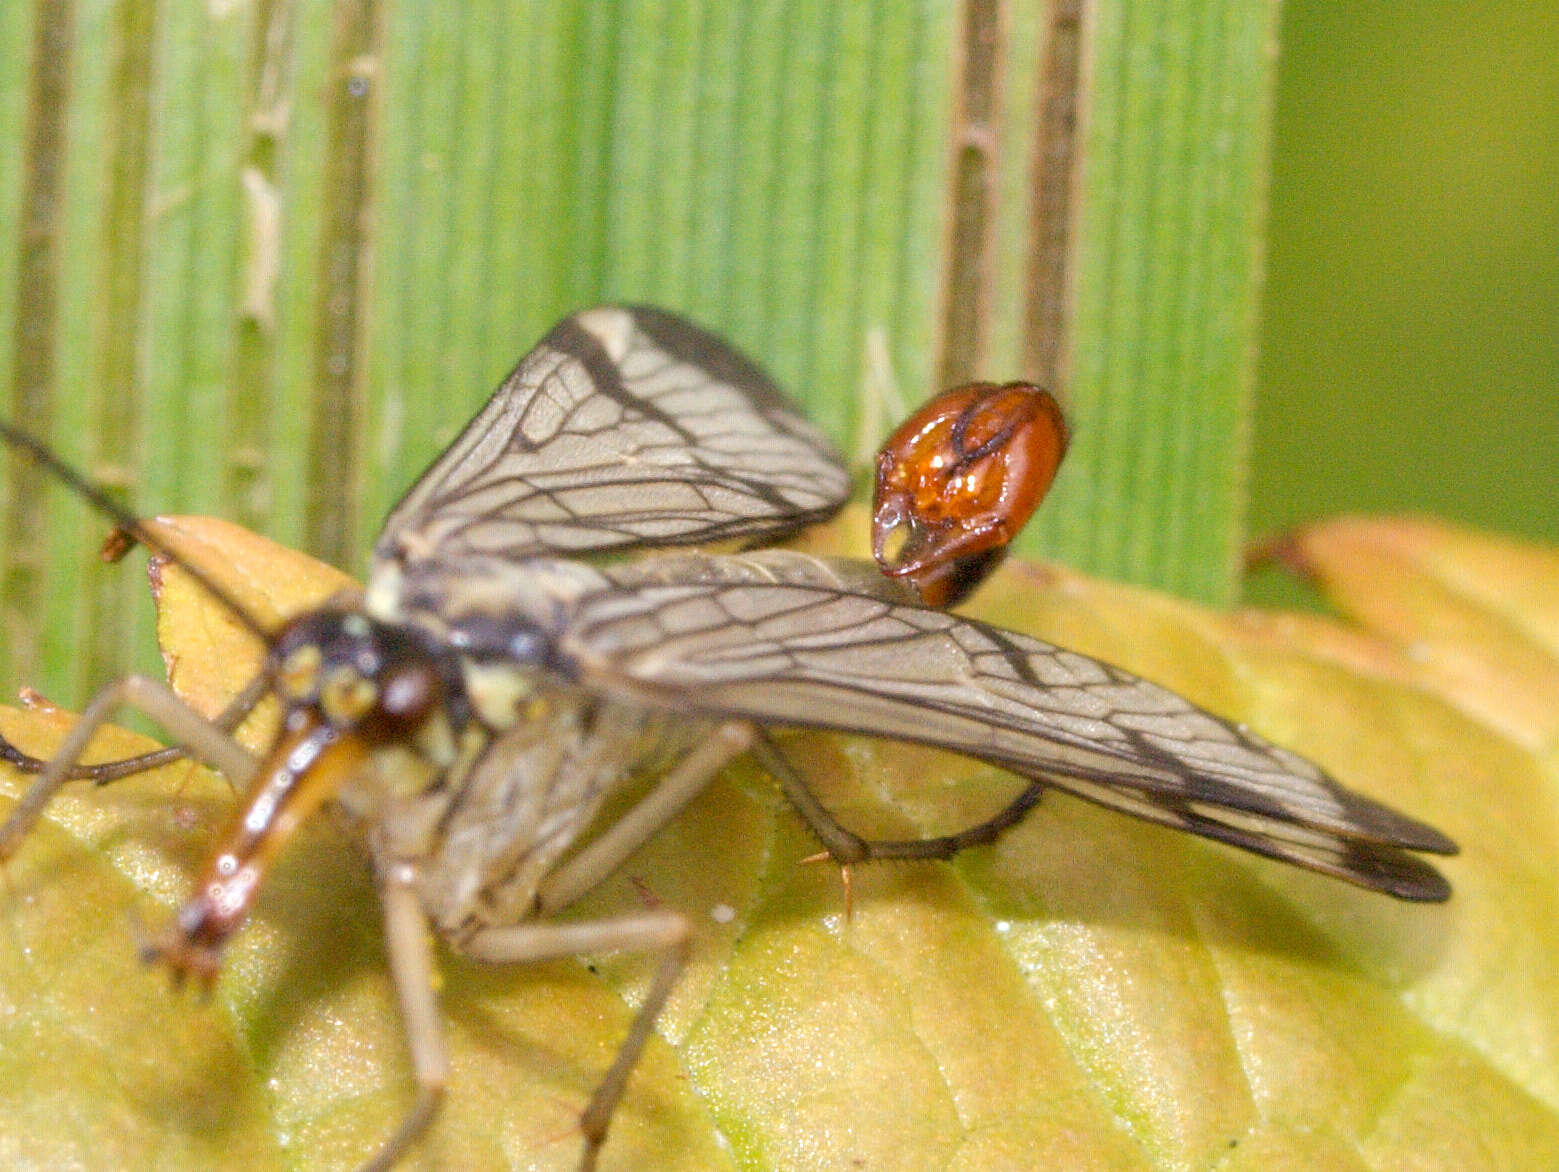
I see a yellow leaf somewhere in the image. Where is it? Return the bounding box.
[1,511,1555,1170]
[144,516,356,751]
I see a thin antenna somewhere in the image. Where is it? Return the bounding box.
[0,419,275,642]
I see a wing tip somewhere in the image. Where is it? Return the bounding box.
[1343,838,1455,902]
[1342,790,1459,857]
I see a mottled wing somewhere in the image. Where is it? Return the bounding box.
[559,550,1455,900]
[375,306,850,567]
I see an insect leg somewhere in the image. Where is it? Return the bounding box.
[0,669,269,784]
[0,735,185,782]
[753,730,1046,864]
[535,720,754,915]
[359,862,448,1172]
[0,674,256,858]
[461,909,691,1172]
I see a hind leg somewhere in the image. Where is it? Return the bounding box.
[753,730,1045,864]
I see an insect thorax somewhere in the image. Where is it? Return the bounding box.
[373,689,696,940]
[353,554,701,938]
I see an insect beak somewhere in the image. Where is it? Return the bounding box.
[143,712,369,988]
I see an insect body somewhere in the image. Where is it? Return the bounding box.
[873,381,1068,607]
[0,306,1455,1170]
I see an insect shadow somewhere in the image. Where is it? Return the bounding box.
[0,305,1454,1171]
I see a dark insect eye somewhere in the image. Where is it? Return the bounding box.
[872,381,1068,608]
[379,662,440,724]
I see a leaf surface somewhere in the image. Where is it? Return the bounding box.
[0,512,1554,1170]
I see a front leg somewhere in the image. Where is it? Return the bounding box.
[0,674,257,859]
[0,669,270,785]
[360,862,448,1172]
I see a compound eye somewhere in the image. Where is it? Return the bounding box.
[379,662,441,726]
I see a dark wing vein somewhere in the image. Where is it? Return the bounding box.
[374,306,850,567]
[557,550,1455,900]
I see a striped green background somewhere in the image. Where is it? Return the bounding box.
[0,1,1277,705]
